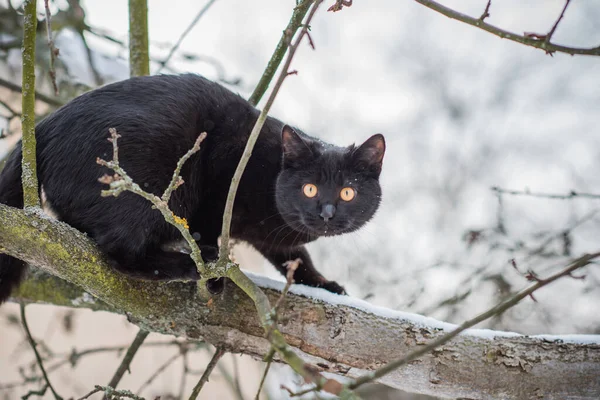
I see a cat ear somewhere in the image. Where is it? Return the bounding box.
[282,125,312,168]
[352,134,386,176]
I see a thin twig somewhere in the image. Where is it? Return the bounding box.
[162,132,206,203]
[491,186,600,200]
[218,0,321,265]
[20,304,63,400]
[77,386,103,400]
[231,355,243,400]
[178,353,189,400]
[327,0,352,12]
[415,0,600,56]
[0,342,177,390]
[97,129,209,275]
[345,252,600,391]
[22,385,49,400]
[156,0,218,74]
[523,0,572,57]
[247,0,313,106]
[218,0,336,390]
[106,329,149,391]
[479,0,492,21]
[254,349,275,400]
[269,258,300,335]
[215,361,245,400]
[0,99,21,118]
[79,386,145,400]
[0,77,64,108]
[137,352,181,394]
[546,0,570,44]
[43,0,60,95]
[188,347,225,400]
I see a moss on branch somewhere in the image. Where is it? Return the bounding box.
[2,203,600,398]
[21,0,40,208]
[128,0,150,77]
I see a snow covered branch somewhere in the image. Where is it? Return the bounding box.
[2,204,599,399]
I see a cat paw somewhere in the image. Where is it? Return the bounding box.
[319,280,347,295]
[200,245,219,263]
[206,277,225,294]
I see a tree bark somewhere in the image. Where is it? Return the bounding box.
[1,203,599,399]
[128,0,149,77]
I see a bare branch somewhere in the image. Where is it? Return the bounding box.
[247,0,313,106]
[128,0,150,76]
[219,0,322,264]
[479,0,492,21]
[0,77,64,108]
[492,186,600,200]
[43,0,60,95]
[105,329,149,392]
[97,128,209,276]
[346,252,600,391]
[524,0,571,55]
[254,349,275,400]
[156,0,218,74]
[21,0,40,208]
[162,132,207,203]
[3,213,599,399]
[78,385,145,400]
[546,0,571,44]
[20,304,63,400]
[327,0,352,13]
[414,0,600,56]
[188,347,225,400]
[136,352,181,394]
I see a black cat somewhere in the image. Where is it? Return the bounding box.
[0,74,385,302]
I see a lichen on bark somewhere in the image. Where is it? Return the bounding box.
[128,0,150,77]
[20,0,40,208]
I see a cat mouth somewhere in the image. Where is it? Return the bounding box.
[299,217,353,236]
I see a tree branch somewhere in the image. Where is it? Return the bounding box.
[106,329,149,391]
[188,347,225,400]
[492,186,600,200]
[247,0,312,106]
[20,303,63,400]
[414,0,600,56]
[156,0,218,74]
[21,0,40,208]
[219,0,321,262]
[346,252,600,392]
[43,0,60,95]
[2,204,599,399]
[128,0,150,77]
[0,77,64,108]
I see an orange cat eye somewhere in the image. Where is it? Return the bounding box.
[303,183,318,198]
[340,187,356,201]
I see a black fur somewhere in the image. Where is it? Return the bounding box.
[0,74,385,302]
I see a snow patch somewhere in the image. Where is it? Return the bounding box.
[245,270,600,345]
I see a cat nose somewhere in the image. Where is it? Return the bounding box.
[320,204,336,222]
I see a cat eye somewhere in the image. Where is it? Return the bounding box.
[340,187,356,202]
[303,183,318,198]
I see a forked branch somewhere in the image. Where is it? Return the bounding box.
[415,0,600,56]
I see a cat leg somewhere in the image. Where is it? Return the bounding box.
[260,246,346,295]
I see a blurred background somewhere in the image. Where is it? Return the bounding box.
[1,0,599,398]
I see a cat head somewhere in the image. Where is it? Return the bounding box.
[275,125,385,237]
